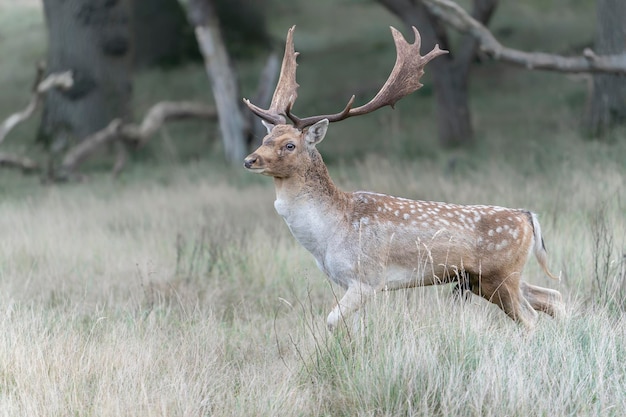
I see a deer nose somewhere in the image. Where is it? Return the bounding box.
[243,155,257,169]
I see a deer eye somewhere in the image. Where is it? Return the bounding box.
[285,142,296,151]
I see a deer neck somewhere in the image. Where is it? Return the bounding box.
[273,151,348,257]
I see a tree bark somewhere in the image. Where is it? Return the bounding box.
[186,0,247,164]
[39,0,133,153]
[378,0,497,147]
[132,0,199,69]
[585,0,626,137]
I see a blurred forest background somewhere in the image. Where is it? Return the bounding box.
[1,1,626,415]
[0,0,625,183]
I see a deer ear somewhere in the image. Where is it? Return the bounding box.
[304,119,329,146]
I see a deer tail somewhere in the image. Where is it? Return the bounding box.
[528,211,560,281]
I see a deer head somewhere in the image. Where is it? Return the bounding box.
[243,26,447,178]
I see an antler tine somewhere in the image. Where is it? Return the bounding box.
[243,98,287,126]
[287,95,356,129]
[350,26,447,115]
[243,25,300,126]
[290,26,448,130]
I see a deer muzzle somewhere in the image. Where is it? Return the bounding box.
[243,154,263,172]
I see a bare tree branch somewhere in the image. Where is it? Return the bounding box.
[60,119,124,175]
[0,65,74,145]
[60,100,217,176]
[422,0,626,74]
[0,152,39,172]
[0,63,73,174]
[120,101,218,146]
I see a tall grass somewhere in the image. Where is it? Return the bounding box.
[0,151,624,415]
[294,293,626,416]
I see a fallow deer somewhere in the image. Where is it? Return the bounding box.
[243,26,564,331]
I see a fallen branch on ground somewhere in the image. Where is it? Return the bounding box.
[60,100,217,176]
[0,64,74,174]
[1,62,218,179]
[0,152,39,172]
[422,0,626,74]
[0,64,74,145]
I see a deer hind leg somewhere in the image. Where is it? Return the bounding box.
[520,281,565,319]
[475,274,538,331]
[327,281,376,332]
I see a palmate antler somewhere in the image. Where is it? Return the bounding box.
[244,26,448,130]
[243,26,299,127]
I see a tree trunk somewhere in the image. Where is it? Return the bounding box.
[378,0,497,147]
[40,0,133,153]
[186,0,247,164]
[432,62,473,147]
[132,0,199,69]
[585,0,626,137]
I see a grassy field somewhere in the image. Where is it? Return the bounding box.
[1,1,626,416]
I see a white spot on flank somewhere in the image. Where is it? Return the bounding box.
[394,210,400,216]
[488,229,495,236]
[495,240,509,250]
[496,226,503,233]
[403,213,410,220]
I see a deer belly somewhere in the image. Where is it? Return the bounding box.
[320,252,443,290]
[377,264,443,290]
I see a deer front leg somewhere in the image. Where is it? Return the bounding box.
[327,281,376,332]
